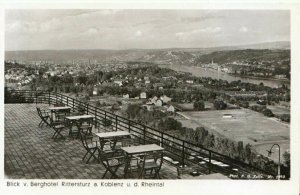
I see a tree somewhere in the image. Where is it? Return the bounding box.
[262,108,274,117]
[159,117,182,131]
[214,100,227,110]
[283,151,290,166]
[279,114,290,122]
[193,101,205,111]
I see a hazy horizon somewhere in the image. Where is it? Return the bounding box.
[5,41,290,52]
[5,10,290,51]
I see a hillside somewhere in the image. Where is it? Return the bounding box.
[194,49,290,65]
[5,41,290,66]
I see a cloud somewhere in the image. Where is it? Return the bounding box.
[239,26,248,33]
[176,27,222,40]
[6,17,60,33]
[179,15,222,23]
[83,27,99,35]
[6,21,22,32]
[134,30,143,37]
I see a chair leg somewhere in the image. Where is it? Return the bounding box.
[38,120,43,127]
[102,169,108,179]
[53,128,65,140]
[82,151,89,160]
[86,149,98,164]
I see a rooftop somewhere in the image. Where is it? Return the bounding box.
[4,103,228,180]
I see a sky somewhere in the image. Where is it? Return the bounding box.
[5,9,290,51]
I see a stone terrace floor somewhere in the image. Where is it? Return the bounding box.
[4,103,183,179]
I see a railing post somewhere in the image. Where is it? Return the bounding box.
[128,120,131,133]
[94,108,97,128]
[55,93,58,105]
[35,90,37,104]
[72,99,75,111]
[143,126,146,144]
[86,104,89,114]
[160,132,164,147]
[48,91,50,105]
[104,112,107,131]
[181,141,185,166]
[209,151,212,174]
[67,97,69,107]
[115,115,118,131]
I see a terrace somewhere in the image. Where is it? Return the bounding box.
[4,90,276,179]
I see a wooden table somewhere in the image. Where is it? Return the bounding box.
[65,114,94,121]
[49,106,71,122]
[65,115,94,137]
[96,131,131,139]
[121,144,164,155]
[49,106,71,111]
[96,131,132,150]
[121,144,164,178]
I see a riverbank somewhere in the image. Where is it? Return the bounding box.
[159,64,290,88]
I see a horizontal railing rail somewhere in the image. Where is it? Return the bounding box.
[5,89,277,178]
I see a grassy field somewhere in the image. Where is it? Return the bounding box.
[177,108,290,160]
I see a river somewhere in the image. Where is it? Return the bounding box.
[159,64,290,88]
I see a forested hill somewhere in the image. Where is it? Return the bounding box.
[194,49,290,65]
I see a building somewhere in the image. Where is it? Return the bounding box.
[167,105,175,112]
[140,92,147,99]
[92,89,97,96]
[155,99,163,107]
[186,80,194,84]
[161,95,172,103]
[113,80,123,86]
[123,94,129,99]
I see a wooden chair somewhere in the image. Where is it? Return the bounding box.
[79,118,93,135]
[36,107,50,127]
[79,131,101,164]
[138,151,163,179]
[99,149,125,179]
[49,116,66,140]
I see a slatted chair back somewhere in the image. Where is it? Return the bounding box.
[78,131,100,163]
[98,148,125,179]
[79,131,94,149]
[139,151,163,179]
[36,107,50,127]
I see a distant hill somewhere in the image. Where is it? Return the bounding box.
[233,41,290,50]
[194,49,290,65]
[5,41,290,65]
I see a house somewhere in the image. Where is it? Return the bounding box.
[186,80,194,84]
[123,94,129,99]
[140,92,147,99]
[93,89,98,95]
[145,80,151,84]
[151,96,158,104]
[161,95,172,103]
[155,99,163,107]
[167,105,175,112]
[114,80,123,86]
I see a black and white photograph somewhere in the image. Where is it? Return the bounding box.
[1,1,300,195]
